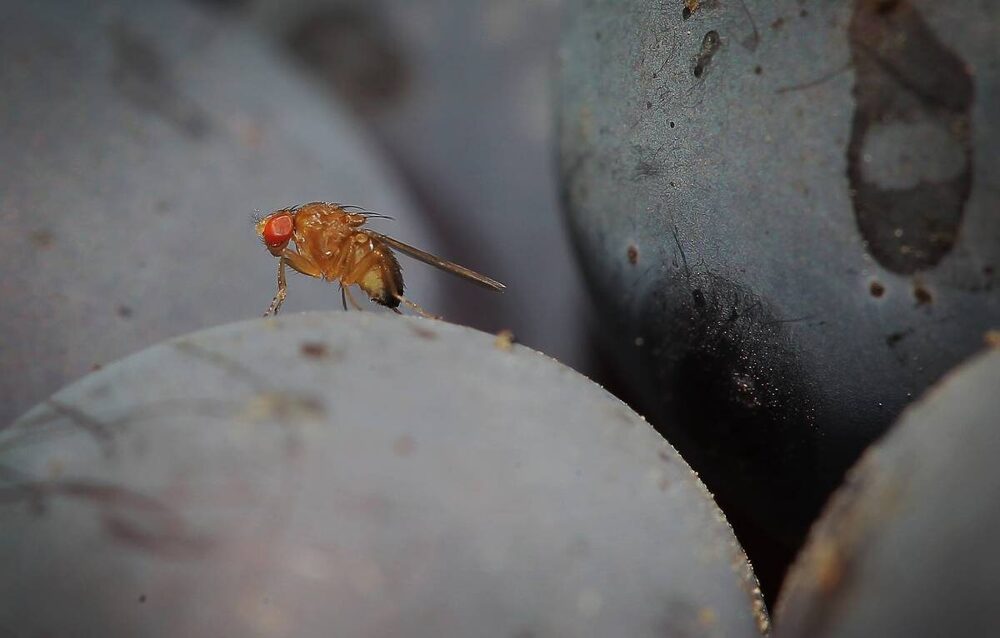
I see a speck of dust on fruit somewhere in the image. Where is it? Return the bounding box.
[811,539,845,593]
[241,391,325,422]
[984,330,1000,348]
[869,281,885,298]
[682,0,700,20]
[495,329,516,352]
[627,244,639,265]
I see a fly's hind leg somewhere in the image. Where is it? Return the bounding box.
[341,285,364,311]
[382,263,440,320]
[264,256,288,317]
[395,295,441,320]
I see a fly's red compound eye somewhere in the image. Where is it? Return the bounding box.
[263,214,294,248]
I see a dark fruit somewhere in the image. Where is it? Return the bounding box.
[559,0,1000,597]
[776,347,1000,637]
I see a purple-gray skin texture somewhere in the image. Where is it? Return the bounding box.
[558,0,1000,593]
[0,0,445,427]
[776,347,1000,637]
[0,313,768,637]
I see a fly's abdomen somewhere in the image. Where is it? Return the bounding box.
[359,247,403,307]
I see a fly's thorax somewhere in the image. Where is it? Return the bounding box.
[295,213,354,265]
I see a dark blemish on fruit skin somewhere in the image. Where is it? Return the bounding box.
[847,0,974,274]
[30,229,55,248]
[410,324,437,340]
[913,285,933,305]
[627,244,639,265]
[4,478,214,558]
[117,305,133,318]
[691,288,706,308]
[300,341,328,358]
[869,281,885,298]
[633,264,843,601]
[138,594,147,603]
[885,328,913,348]
[634,147,666,180]
[693,31,721,79]
[392,434,415,457]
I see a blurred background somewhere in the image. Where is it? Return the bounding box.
[3,0,999,616]
[1,0,589,430]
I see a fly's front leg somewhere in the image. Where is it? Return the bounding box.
[263,249,322,316]
[264,256,288,316]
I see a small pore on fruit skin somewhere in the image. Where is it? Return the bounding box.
[913,284,933,305]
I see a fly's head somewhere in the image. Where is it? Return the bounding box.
[256,211,295,256]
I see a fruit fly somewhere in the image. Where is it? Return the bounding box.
[254,202,505,317]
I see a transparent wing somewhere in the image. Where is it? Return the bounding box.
[367,231,506,292]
